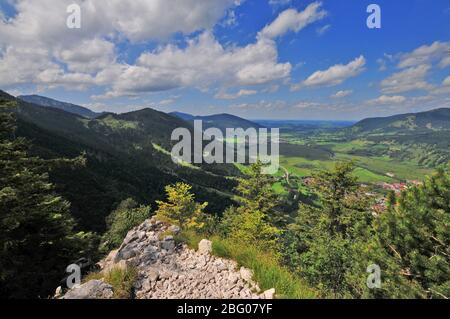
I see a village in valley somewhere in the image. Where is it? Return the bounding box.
[276,168,423,216]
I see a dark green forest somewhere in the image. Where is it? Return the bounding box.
[1,91,238,232]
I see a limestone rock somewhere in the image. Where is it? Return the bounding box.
[64,218,264,300]
[148,269,160,282]
[168,225,181,235]
[198,239,212,255]
[120,247,138,260]
[105,249,118,263]
[62,280,114,299]
[262,288,276,299]
[161,236,175,251]
[240,267,253,282]
[54,286,63,298]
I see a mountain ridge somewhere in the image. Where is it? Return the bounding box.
[170,111,264,132]
[18,94,102,119]
[0,90,237,232]
[351,108,450,133]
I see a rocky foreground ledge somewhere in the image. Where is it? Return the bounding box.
[61,217,275,299]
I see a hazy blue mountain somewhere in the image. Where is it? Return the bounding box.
[170,112,263,132]
[169,111,196,121]
[255,119,355,134]
[18,95,101,119]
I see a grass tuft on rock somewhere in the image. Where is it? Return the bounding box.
[85,266,138,299]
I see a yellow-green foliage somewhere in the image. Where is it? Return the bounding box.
[85,266,138,299]
[221,206,280,253]
[155,183,208,231]
[0,100,17,109]
[220,162,282,252]
[101,115,139,130]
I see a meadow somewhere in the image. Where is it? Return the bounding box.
[277,137,433,184]
[245,121,437,195]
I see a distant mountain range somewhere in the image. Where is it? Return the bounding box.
[15,94,265,132]
[351,108,450,134]
[170,111,264,132]
[9,93,450,135]
[18,95,102,119]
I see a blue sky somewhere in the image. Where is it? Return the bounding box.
[0,0,449,120]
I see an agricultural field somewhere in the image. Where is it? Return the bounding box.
[232,117,445,196]
[277,137,433,184]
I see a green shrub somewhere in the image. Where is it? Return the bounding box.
[372,166,450,299]
[0,111,95,298]
[221,206,281,253]
[155,183,208,231]
[283,162,375,298]
[102,198,151,250]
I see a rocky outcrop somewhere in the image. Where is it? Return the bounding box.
[62,217,275,299]
[62,280,114,299]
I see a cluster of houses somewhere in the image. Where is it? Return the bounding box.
[276,172,423,215]
[302,176,423,215]
[371,180,422,215]
[379,180,422,194]
[372,198,388,215]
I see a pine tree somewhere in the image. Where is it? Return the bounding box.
[221,162,281,252]
[0,110,93,298]
[234,162,278,215]
[373,165,450,299]
[283,162,374,297]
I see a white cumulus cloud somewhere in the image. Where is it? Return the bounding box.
[101,32,291,97]
[367,95,407,105]
[381,64,433,94]
[443,76,450,86]
[259,2,327,39]
[215,89,258,100]
[293,55,366,89]
[0,0,241,89]
[331,90,353,98]
[397,41,450,69]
